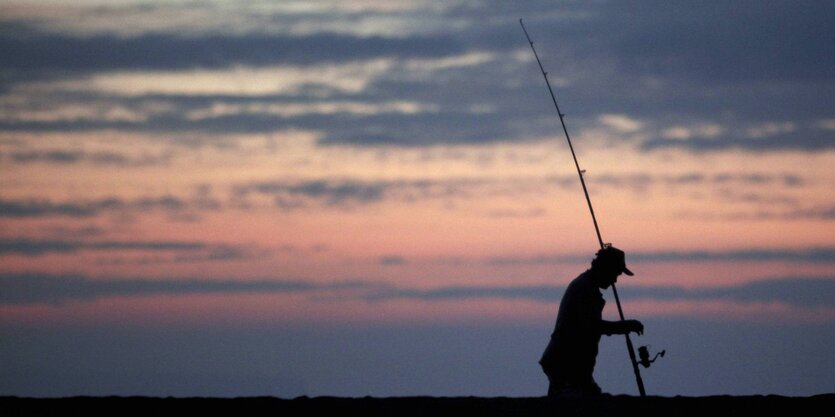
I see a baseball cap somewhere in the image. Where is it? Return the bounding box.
[596,246,634,276]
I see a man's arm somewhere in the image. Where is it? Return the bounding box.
[600,319,643,336]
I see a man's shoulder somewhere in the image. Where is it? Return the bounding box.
[566,270,595,292]
[571,269,594,284]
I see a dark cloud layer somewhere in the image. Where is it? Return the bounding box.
[0,273,322,305]
[369,277,835,309]
[0,195,215,218]
[0,238,253,259]
[2,272,832,309]
[0,29,464,73]
[487,247,835,266]
[0,199,102,217]
[1,2,832,151]
[6,149,169,166]
[235,178,493,208]
[0,171,809,220]
[629,248,835,263]
[0,110,541,147]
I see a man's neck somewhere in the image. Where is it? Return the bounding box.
[587,268,607,289]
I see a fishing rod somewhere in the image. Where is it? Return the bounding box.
[519,18,650,397]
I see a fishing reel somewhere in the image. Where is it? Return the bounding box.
[637,345,665,368]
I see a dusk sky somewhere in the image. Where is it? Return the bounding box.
[1,0,834,397]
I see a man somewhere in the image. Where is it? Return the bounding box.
[539,246,643,397]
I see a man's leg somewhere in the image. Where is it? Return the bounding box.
[546,374,564,397]
[547,374,603,398]
[582,379,602,396]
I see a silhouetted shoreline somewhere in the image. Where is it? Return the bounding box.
[4,394,834,416]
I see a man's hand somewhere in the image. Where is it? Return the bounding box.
[622,319,644,335]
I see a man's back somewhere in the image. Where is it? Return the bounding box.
[539,270,605,384]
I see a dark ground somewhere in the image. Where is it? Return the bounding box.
[3,395,834,417]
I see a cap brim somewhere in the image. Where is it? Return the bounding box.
[623,267,634,276]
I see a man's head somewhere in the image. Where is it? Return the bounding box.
[591,246,633,288]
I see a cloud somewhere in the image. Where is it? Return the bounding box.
[0,199,103,217]
[366,284,564,303]
[0,170,807,221]
[366,277,835,311]
[0,195,216,218]
[4,179,482,218]
[316,110,538,146]
[3,273,833,312]
[687,204,835,221]
[0,1,454,38]
[600,1,835,84]
[629,248,835,263]
[0,29,465,74]
[487,207,546,218]
[233,175,588,209]
[757,205,835,221]
[591,172,805,189]
[235,177,493,209]
[0,273,360,306]
[0,91,534,147]
[598,114,644,133]
[379,255,407,266]
[0,49,534,146]
[0,104,541,147]
[0,238,250,258]
[6,149,169,166]
[660,124,724,140]
[233,171,809,211]
[39,225,106,238]
[487,247,835,266]
[1,2,833,154]
[693,278,835,307]
[19,61,397,98]
[641,125,835,152]
[788,206,835,220]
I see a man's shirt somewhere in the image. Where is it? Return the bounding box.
[539,270,605,382]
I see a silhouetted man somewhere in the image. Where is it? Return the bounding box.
[539,246,643,397]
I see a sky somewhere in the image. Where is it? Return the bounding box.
[1,0,834,398]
